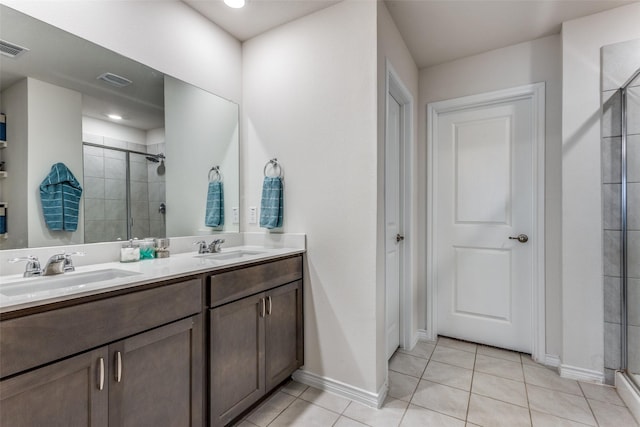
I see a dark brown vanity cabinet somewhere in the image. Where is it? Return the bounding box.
[0,347,109,427]
[0,279,203,427]
[208,256,303,427]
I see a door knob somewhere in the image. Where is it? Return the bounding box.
[396,234,405,243]
[509,234,529,243]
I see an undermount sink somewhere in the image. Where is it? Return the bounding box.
[0,269,142,297]
[196,249,266,261]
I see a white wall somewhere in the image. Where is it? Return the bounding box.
[165,76,239,237]
[561,2,640,377]
[418,35,563,357]
[376,1,420,388]
[2,0,242,104]
[243,0,380,393]
[82,117,147,146]
[27,78,84,247]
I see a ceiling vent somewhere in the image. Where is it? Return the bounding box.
[97,72,132,88]
[0,40,29,59]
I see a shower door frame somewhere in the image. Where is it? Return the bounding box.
[620,67,640,388]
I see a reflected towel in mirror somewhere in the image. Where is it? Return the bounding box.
[205,181,224,227]
[39,162,83,231]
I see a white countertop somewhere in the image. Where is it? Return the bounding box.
[0,246,304,314]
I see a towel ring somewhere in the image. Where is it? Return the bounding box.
[208,166,222,182]
[263,158,283,178]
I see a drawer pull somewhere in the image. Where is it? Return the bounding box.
[97,357,105,391]
[267,296,272,316]
[115,351,122,383]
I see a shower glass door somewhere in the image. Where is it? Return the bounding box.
[83,144,166,244]
[83,144,128,243]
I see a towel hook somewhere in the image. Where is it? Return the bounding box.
[208,166,222,182]
[263,158,283,178]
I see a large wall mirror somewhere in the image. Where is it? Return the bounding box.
[0,5,240,250]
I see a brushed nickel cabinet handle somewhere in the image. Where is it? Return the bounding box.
[115,351,122,383]
[267,296,272,316]
[97,357,105,391]
[260,297,266,318]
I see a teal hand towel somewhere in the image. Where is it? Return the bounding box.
[39,162,83,231]
[205,181,224,227]
[260,177,283,229]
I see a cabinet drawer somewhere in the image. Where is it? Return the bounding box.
[0,278,202,379]
[208,256,302,307]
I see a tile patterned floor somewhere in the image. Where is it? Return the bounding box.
[234,337,639,427]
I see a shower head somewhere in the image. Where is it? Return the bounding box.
[145,153,165,163]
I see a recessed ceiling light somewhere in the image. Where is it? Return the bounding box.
[224,0,245,8]
[107,114,123,120]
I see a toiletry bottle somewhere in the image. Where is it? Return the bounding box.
[140,238,156,260]
[120,239,140,262]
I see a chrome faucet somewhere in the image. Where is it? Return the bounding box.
[43,253,67,275]
[8,252,85,277]
[194,239,225,254]
[209,239,225,253]
[42,252,85,275]
[9,256,43,278]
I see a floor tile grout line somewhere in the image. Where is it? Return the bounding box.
[521,353,535,427]
[264,392,298,427]
[464,350,478,423]
[406,397,470,423]
[583,395,603,427]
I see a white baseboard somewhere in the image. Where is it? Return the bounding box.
[544,354,561,368]
[559,364,604,383]
[616,371,640,424]
[292,369,387,409]
[416,329,437,343]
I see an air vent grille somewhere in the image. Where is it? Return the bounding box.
[0,40,29,59]
[97,72,132,88]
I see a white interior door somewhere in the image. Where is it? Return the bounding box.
[435,97,534,353]
[385,94,402,359]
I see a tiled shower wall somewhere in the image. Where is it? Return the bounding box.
[601,38,640,385]
[146,142,166,238]
[83,136,166,243]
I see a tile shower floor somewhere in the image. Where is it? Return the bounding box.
[234,336,639,427]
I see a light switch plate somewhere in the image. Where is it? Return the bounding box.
[232,207,239,224]
[248,206,257,224]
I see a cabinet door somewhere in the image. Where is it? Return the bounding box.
[109,315,203,427]
[265,280,303,391]
[0,347,109,427]
[210,293,265,427]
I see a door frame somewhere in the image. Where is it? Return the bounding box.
[426,83,546,362]
[385,61,414,353]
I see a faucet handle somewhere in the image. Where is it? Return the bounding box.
[63,252,85,272]
[9,255,39,263]
[9,256,42,277]
[193,240,208,254]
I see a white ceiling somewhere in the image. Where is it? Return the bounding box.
[183,0,340,41]
[1,5,165,131]
[185,0,637,69]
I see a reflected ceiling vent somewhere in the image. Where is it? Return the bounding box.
[0,40,29,59]
[97,72,132,88]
